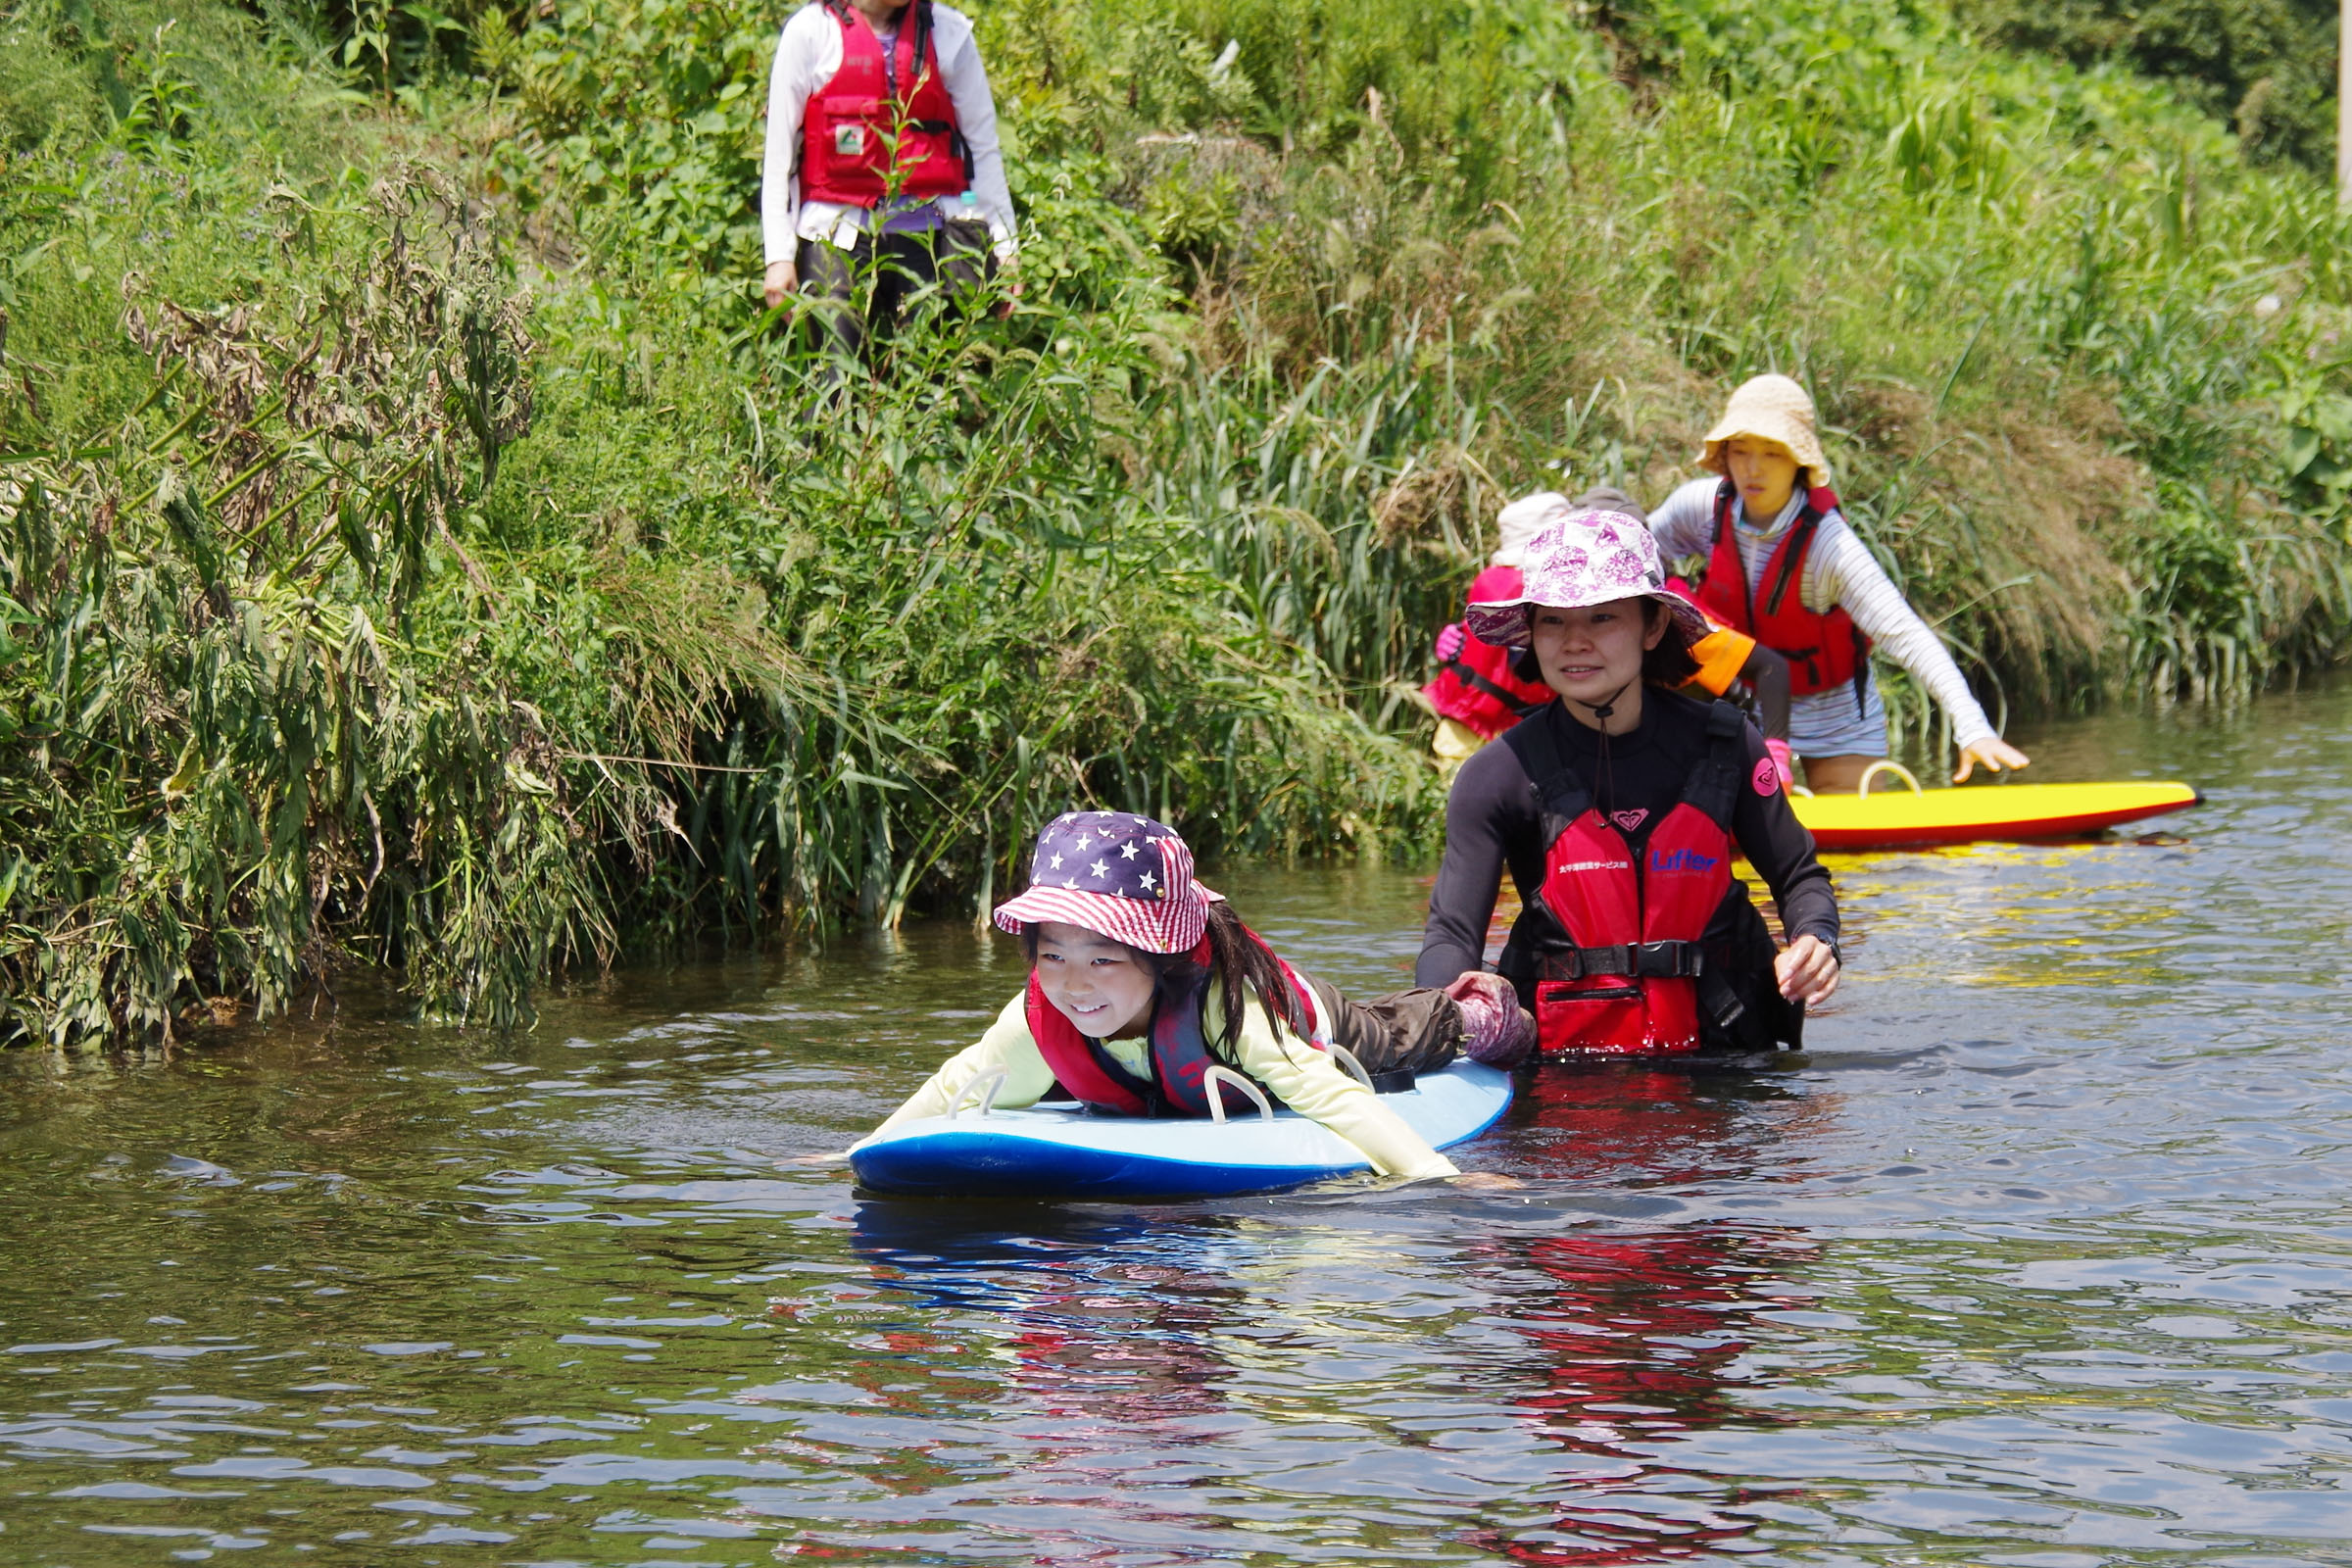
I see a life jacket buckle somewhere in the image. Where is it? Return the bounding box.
[1630,939,1703,979]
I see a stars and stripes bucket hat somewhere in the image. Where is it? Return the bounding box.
[992,811,1222,955]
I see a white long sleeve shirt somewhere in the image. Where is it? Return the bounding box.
[760,0,1017,266]
[1650,478,1998,749]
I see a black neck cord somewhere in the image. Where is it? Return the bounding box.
[1570,678,1637,816]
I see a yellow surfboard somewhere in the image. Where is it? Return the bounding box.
[1791,779,2202,851]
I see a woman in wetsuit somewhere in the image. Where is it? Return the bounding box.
[1414,504,1842,1058]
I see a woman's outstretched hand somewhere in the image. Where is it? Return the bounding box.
[1448,1171,1525,1192]
[781,1151,850,1167]
[1776,934,1839,1005]
[1953,736,2031,783]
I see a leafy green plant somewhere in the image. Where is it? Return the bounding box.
[1952,0,2338,168]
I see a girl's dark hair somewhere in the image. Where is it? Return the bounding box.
[1507,599,1702,690]
[1020,901,1307,1064]
[1191,901,1310,1062]
[1642,600,1702,686]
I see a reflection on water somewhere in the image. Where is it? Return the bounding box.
[1467,1224,1818,1564]
[6,679,2352,1564]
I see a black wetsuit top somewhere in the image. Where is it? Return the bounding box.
[1415,690,1838,987]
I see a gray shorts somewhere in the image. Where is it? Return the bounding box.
[1789,678,1887,759]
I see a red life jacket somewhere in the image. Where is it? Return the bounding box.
[1421,564,1557,739]
[800,0,971,209]
[1695,480,1872,712]
[1022,936,1330,1117]
[1496,701,1760,1056]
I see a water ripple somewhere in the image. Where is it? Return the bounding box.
[3,685,2351,1563]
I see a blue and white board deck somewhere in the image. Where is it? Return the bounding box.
[849,1062,1515,1200]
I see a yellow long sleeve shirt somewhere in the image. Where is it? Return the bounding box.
[870,989,1459,1181]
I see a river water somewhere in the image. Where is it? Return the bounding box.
[4,681,2351,1566]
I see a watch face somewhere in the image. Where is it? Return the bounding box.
[834,124,865,156]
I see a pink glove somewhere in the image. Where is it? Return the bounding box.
[1765,738,1795,790]
[1445,972,1535,1067]
[1435,622,1466,663]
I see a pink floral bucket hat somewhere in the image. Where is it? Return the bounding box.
[1463,499,1708,650]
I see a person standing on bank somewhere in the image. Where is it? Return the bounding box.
[1647,374,2031,792]
[759,0,1017,354]
[1415,506,1840,1058]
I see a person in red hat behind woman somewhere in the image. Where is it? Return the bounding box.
[858,812,1537,1182]
[1416,506,1841,1058]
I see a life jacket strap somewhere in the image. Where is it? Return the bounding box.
[1442,659,1551,718]
[1498,707,1592,832]
[900,0,972,183]
[1689,699,1748,824]
[1086,1042,1161,1110]
[1540,939,1706,981]
[1760,509,1819,618]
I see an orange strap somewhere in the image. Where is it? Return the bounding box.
[1688,626,1756,697]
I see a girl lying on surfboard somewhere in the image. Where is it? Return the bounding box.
[1416,504,1841,1058]
[861,812,1534,1183]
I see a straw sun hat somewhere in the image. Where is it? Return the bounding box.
[1696,374,1833,488]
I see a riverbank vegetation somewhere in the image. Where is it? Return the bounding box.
[4,0,2350,1043]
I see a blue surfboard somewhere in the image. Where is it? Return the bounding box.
[849,1061,1514,1200]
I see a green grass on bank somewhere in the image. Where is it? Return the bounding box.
[3,0,2350,1043]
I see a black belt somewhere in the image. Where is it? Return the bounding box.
[1541,940,1705,980]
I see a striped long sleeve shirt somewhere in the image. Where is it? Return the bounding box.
[1649,478,1997,749]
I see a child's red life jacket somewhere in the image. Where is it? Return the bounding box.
[1695,480,1872,712]
[800,0,972,209]
[1420,564,1557,739]
[1496,701,1761,1055]
[1022,934,1330,1117]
